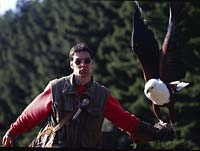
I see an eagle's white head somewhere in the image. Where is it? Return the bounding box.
[144,79,170,105]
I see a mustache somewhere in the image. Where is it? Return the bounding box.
[79,68,89,73]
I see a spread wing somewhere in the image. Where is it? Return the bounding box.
[131,2,186,83]
[159,2,186,83]
[131,1,160,81]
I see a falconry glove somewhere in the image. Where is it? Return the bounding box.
[132,119,176,144]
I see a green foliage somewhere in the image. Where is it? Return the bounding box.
[0,0,199,149]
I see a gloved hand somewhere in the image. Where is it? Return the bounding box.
[132,119,176,144]
[169,122,177,136]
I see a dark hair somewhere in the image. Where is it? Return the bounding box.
[69,42,94,61]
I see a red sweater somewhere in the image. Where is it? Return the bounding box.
[8,84,138,138]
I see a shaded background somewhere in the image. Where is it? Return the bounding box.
[0,0,200,149]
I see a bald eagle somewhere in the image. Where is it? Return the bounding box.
[131,1,189,127]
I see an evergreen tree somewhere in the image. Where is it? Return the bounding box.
[0,0,199,149]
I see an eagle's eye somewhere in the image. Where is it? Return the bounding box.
[147,86,154,93]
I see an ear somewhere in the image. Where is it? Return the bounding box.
[70,61,74,69]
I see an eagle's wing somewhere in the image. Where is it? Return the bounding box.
[131,1,160,81]
[159,2,186,83]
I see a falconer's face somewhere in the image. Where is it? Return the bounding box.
[70,51,94,82]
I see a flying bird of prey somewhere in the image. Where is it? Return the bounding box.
[131,1,189,127]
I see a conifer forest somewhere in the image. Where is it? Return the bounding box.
[0,0,200,149]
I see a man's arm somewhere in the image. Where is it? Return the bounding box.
[2,82,53,147]
[104,94,139,135]
[104,94,176,144]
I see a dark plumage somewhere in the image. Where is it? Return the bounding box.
[131,1,188,125]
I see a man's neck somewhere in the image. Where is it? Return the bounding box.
[75,76,92,86]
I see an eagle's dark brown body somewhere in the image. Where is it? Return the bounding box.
[131,2,188,125]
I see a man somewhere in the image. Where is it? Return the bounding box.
[2,42,175,148]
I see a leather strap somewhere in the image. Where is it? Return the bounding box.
[38,110,76,137]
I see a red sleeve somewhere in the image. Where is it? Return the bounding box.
[104,94,139,135]
[7,83,53,138]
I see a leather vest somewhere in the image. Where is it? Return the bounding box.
[47,74,110,148]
